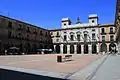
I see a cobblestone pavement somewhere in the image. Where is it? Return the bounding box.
[91,55,120,80]
[0,54,102,74]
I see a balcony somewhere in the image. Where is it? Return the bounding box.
[56,35,60,37]
[100,32,106,35]
[109,31,115,34]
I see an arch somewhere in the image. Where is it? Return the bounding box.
[109,43,116,52]
[77,44,81,54]
[100,43,107,52]
[70,32,74,35]
[70,45,74,54]
[76,31,81,34]
[92,44,97,54]
[83,31,88,34]
[63,45,67,54]
[84,44,88,54]
[56,45,60,53]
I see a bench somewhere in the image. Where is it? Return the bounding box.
[63,55,72,61]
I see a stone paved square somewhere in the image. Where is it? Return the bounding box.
[0,54,102,74]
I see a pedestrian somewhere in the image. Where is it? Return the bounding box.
[5,49,7,55]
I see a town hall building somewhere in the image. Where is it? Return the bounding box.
[50,14,117,54]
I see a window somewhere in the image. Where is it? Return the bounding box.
[18,33,21,38]
[45,32,47,36]
[19,24,21,27]
[56,39,59,42]
[40,31,43,36]
[64,23,66,26]
[19,24,22,30]
[64,32,67,33]
[92,20,94,23]
[27,35,29,40]
[70,35,74,41]
[8,31,12,38]
[110,27,113,33]
[84,34,87,41]
[101,28,105,33]
[102,36,105,41]
[92,29,95,31]
[8,21,12,28]
[34,35,37,40]
[57,32,59,36]
[110,35,114,41]
[92,33,96,40]
[64,35,67,41]
[77,34,80,41]
[27,27,30,32]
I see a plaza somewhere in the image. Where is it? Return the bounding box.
[0,0,120,80]
[0,54,102,74]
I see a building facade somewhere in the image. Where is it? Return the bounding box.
[0,15,53,55]
[50,14,117,54]
[0,13,117,55]
[115,0,120,53]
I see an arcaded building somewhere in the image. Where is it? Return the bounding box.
[50,14,117,54]
[0,15,52,54]
[0,13,117,55]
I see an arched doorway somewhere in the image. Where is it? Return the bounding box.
[100,43,107,52]
[77,45,81,54]
[109,43,116,52]
[92,44,97,54]
[44,45,48,49]
[70,45,74,54]
[39,44,42,49]
[27,43,31,53]
[56,45,60,53]
[19,43,24,53]
[84,44,88,54]
[33,44,36,53]
[63,45,67,54]
[50,45,54,50]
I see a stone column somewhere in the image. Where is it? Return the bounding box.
[97,44,99,53]
[116,43,118,52]
[60,44,63,54]
[106,43,109,53]
[118,42,120,53]
[74,44,77,54]
[54,45,56,52]
[67,45,70,54]
[81,45,84,54]
[88,44,92,54]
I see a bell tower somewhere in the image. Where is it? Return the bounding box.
[61,18,71,29]
[88,14,98,25]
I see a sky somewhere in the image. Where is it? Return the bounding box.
[0,0,116,29]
